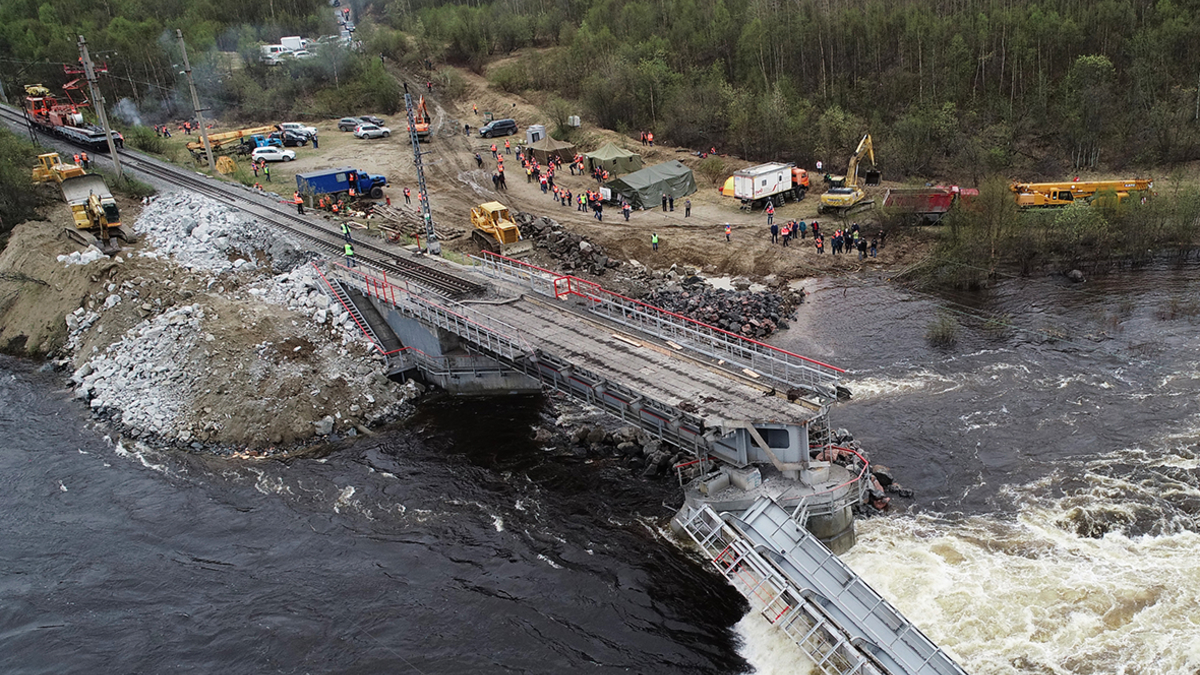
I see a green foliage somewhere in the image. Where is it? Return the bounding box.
[393,0,1200,172]
[916,177,1200,287]
[926,313,960,348]
[123,125,168,155]
[0,129,46,237]
[697,156,727,186]
[489,63,531,93]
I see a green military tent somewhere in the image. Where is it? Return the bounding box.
[584,142,643,174]
[606,160,697,209]
[527,136,576,164]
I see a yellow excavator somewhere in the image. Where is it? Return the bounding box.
[471,202,532,258]
[819,133,878,215]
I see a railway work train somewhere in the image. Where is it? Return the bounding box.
[23,80,123,152]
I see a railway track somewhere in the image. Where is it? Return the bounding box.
[0,104,484,298]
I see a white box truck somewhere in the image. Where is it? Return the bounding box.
[732,162,809,210]
[280,36,309,52]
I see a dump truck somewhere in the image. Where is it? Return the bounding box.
[1009,179,1153,207]
[31,152,85,184]
[471,202,532,258]
[60,174,128,254]
[296,167,389,200]
[732,163,809,209]
[881,186,977,223]
[819,134,879,215]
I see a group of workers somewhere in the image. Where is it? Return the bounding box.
[152,120,211,137]
[71,152,91,170]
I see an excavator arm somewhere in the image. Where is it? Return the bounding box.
[845,134,875,189]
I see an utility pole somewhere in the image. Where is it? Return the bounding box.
[405,92,440,256]
[78,35,123,180]
[177,29,214,172]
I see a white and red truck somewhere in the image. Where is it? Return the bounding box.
[732,162,810,210]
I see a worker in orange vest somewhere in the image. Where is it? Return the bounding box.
[647,132,654,146]
[490,143,497,159]
[73,153,81,166]
[80,152,90,169]
[403,187,411,204]
[294,191,305,215]
[504,139,511,154]
[348,187,356,198]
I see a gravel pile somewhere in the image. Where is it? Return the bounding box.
[61,191,422,453]
[133,192,311,274]
[72,303,203,439]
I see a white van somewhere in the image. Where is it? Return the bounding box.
[260,44,289,64]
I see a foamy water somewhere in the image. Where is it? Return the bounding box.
[735,611,815,674]
[731,441,1200,674]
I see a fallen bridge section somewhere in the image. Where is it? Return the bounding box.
[677,499,968,675]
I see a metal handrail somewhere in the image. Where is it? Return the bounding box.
[327,261,535,363]
[472,251,843,394]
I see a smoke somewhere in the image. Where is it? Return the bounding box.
[113,97,144,126]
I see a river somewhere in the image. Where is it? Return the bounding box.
[2,260,1198,673]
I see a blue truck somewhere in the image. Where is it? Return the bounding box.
[296,167,389,199]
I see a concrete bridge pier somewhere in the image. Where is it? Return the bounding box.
[369,298,541,395]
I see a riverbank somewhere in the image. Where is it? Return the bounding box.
[0,193,421,454]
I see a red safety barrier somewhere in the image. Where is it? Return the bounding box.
[480,251,844,374]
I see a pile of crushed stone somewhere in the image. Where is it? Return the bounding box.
[62,191,423,453]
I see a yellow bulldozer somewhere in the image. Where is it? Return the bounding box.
[31,152,85,184]
[31,153,129,254]
[60,174,129,255]
[471,202,532,258]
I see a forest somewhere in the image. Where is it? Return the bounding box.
[2,0,1200,180]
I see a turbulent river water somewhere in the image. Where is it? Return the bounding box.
[3,259,1199,674]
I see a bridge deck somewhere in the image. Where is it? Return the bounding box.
[478,294,818,427]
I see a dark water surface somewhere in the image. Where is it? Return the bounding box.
[0,368,745,674]
[4,259,1200,674]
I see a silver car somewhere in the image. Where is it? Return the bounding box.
[354,124,391,139]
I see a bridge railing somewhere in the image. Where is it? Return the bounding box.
[472,251,560,297]
[327,261,536,362]
[313,261,503,376]
[471,251,844,395]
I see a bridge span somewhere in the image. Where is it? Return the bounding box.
[314,252,968,675]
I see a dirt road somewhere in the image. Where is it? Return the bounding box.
[162,64,929,282]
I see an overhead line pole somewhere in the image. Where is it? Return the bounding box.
[405,90,440,256]
[177,30,215,173]
[77,35,123,180]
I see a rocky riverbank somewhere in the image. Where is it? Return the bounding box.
[0,192,423,455]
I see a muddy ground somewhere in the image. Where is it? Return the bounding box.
[155,62,934,283]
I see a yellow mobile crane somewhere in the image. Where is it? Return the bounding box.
[819,134,878,215]
[1009,179,1154,207]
